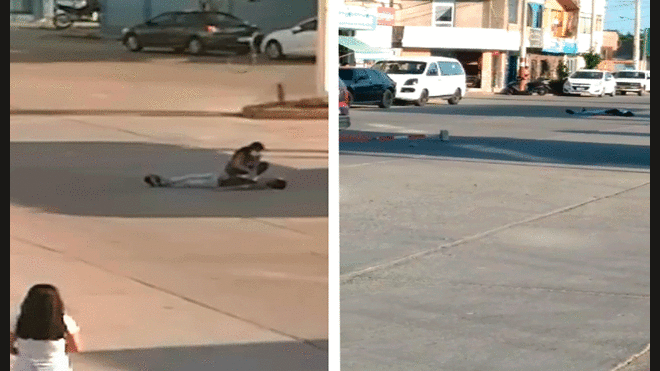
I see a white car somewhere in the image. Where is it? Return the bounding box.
[613,70,650,95]
[563,70,616,97]
[371,57,467,106]
[261,17,317,59]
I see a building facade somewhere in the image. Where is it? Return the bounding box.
[341,0,607,92]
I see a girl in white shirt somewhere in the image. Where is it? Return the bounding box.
[10,284,82,371]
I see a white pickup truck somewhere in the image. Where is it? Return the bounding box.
[613,70,651,96]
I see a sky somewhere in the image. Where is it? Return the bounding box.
[604,0,650,35]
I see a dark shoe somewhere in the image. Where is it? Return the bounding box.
[266,178,286,189]
[144,174,162,187]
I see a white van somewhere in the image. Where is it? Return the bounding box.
[371,56,467,106]
[613,70,650,95]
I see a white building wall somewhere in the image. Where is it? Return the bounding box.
[576,0,606,53]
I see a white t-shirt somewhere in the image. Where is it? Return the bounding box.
[10,312,80,371]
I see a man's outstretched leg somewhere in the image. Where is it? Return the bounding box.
[144,173,219,188]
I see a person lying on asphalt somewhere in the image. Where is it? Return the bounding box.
[144,141,272,188]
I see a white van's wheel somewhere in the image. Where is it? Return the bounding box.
[447,89,461,105]
[415,89,429,106]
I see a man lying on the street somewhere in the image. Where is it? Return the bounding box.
[144,142,285,189]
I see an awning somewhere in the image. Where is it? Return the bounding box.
[338,36,387,54]
[555,0,579,11]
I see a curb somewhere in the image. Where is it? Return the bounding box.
[242,98,328,120]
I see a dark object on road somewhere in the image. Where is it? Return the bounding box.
[502,78,551,96]
[54,0,100,29]
[339,67,397,109]
[566,108,634,117]
[121,11,262,55]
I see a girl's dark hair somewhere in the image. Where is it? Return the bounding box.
[15,284,67,340]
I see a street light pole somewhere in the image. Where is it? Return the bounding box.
[633,0,641,70]
[590,0,596,52]
[518,0,528,67]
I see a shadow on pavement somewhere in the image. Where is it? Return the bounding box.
[10,142,327,218]
[352,103,650,120]
[556,129,650,137]
[70,340,328,371]
[339,130,650,169]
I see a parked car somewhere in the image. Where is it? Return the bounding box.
[339,78,351,130]
[372,57,467,106]
[613,70,650,95]
[339,67,397,109]
[121,11,262,55]
[261,17,317,60]
[563,70,616,97]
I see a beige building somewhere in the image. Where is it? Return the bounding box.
[344,0,605,92]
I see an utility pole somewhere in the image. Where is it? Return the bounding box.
[590,0,596,52]
[518,0,528,67]
[633,0,641,70]
[641,28,648,70]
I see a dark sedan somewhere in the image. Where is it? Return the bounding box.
[121,11,262,55]
[339,67,396,109]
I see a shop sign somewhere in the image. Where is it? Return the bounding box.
[377,7,395,26]
[339,6,377,30]
[543,37,578,54]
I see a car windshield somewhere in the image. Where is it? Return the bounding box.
[614,71,646,79]
[372,61,427,75]
[571,71,603,79]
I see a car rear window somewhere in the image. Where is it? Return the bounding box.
[339,69,355,81]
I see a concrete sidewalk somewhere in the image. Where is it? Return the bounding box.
[11,44,329,370]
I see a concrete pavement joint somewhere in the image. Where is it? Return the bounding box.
[448,281,650,299]
[341,181,650,283]
[11,235,326,351]
[339,150,651,174]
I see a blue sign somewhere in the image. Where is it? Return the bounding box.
[543,38,578,55]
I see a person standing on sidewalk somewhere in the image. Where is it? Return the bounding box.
[518,65,531,92]
[10,284,82,371]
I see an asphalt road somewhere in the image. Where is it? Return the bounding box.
[10,26,315,65]
[339,94,650,370]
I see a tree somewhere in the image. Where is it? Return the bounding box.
[582,52,602,69]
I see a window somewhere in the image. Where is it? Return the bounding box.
[595,15,602,32]
[433,2,454,27]
[372,61,427,75]
[527,3,543,29]
[149,13,177,26]
[508,0,518,24]
[438,62,464,76]
[300,19,318,32]
[580,16,591,34]
[426,63,439,76]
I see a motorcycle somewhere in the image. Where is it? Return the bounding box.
[502,78,551,96]
[53,0,101,30]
